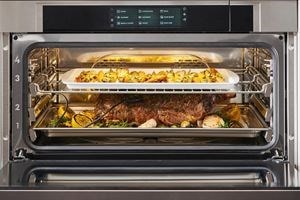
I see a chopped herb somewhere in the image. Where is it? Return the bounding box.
[48,119,59,127]
[48,117,69,127]
[219,119,231,128]
[157,125,168,128]
[106,121,131,128]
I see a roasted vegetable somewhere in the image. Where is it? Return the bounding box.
[75,68,225,83]
[75,70,98,82]
[202,114,225,128]
[138,119,157,128]
[57,105,75,119]
[116,68,129,82]
[220,104,241,122]
[173,70,185,82]
[71,114,93,128]
[81,110,95,120]
[180,121,191,128]
[146,71,167,82]
[48,117,70,128]
[97,71,104,82]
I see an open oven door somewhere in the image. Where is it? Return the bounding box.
[0,159,299,199]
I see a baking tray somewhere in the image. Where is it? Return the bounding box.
[33,104,270,138]
[61,68,239,90]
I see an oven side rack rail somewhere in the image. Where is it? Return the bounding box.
[29,66,272,97]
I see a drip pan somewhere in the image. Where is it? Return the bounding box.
[33,104,270,138]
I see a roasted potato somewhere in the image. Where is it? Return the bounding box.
[75,68,225,83]
[116,68,129,82]
[180,121,190,128]
[173,70,186,82]
[128,71,140,82]
[97,71,104,82]
[147,71,167,82]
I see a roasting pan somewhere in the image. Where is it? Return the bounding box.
[33,104,270,138]
[61,68,239,90]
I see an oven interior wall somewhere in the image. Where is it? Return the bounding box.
[25,46,274,150]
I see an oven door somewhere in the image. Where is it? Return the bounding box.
[0,159,299,199]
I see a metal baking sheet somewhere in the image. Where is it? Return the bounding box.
[33,104,270,138]
[61,68,239,90]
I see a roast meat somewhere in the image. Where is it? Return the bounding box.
[94,94,231,126]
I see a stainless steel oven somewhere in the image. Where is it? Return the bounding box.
[0,0,299,199]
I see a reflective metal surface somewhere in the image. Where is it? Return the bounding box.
[0,1,297,32]
[33,104,269,138]
[0,33,10,169]
[0,159,291,188]
[0,159,298,199]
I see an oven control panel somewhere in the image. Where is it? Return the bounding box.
[43,5,252,33]
[110,7,187,28]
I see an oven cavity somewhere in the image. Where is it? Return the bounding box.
[24,46,274,150]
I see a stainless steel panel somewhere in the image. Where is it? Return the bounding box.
[0,32,2,168]
[0,159,287,188]
[0,1,297,32]
[232,0,297,32]
[0,1,38,32]
[297,1,300,170]
[286,33,298,186]
[0,33,9,169]
[259,1,297,32]
[36,173,264,187]
[37,128,270,138]
[0,190,299,200]
[1,159,297,193]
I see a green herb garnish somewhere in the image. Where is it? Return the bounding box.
[219,119,231,128]
[106,121,130,128]
[48,117,69,127]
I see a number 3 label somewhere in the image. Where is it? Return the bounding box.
[15,74,20,82]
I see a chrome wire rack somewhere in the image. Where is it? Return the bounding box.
[29,66,272,97]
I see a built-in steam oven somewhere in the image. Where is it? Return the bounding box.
[0,1,299,199]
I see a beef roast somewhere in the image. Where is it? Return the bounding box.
[94,94,230,126]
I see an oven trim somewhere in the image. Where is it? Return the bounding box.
[10,33,285,155]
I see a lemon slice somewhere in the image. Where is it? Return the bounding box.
[71,114,93,128]
[81,110,95,120]
[57,106,75,119]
